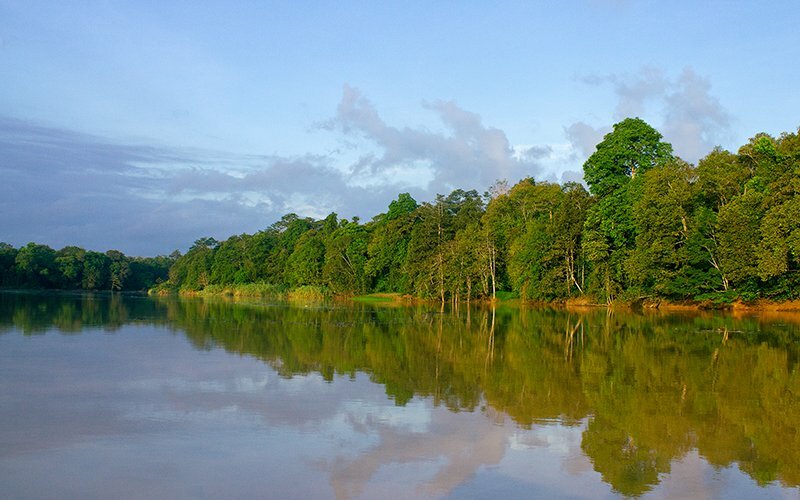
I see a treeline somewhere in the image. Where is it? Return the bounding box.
[163,118,800,304]
[0,242,171,291]
[9,118,798,303]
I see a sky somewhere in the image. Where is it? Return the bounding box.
[1,1,798,256]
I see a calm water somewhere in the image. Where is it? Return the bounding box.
[1,292,798,499]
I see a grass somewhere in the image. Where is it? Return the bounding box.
[351,293,397,303]
[494,290,519,301]
[287,285,331,301]
[198,282,284,298]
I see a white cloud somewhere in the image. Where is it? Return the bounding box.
[325,85,544,194]
[564,122,611,160]
[570,67,732,164]
[0,88,557,255]
[662,68,732,162]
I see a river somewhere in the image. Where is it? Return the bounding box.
[1,292,798,498]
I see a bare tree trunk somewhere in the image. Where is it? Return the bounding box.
[489,245,497,302]
[703,233,729,292]
[568,248,584,295]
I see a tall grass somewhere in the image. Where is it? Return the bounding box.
[287,285,331,302]
[197,282,284,299]
[351,294,396,303]
[152,282,333,302]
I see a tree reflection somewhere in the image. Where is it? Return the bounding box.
[2,291,799,494]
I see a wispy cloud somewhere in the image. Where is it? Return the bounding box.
[0,117,323,255]
[568,67,732,164]
[662,68,733,162]
[1,88,551,255]
[564,122,611,160]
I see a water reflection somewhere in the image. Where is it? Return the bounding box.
[0,292,798,497]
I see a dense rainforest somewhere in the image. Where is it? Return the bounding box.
[0,243,171,292]
[3,118,799,303]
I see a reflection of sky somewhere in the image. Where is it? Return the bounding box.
[0,325,794,499]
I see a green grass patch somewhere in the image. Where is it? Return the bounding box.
[494,290,519,301]
[288,285,331,301]
[352,294,396,303]
[198,282,284,298]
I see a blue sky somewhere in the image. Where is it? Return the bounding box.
[1,1,798,255]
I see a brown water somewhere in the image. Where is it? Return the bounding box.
[1,292,798,499]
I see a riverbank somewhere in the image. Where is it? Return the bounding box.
[635,298,800,312]
[146,284,800,313]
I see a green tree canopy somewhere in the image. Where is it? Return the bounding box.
[583,118,674,198]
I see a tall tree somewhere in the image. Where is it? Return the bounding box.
[285,231,326,287]
[581,118,674,302]
[583,118,674,198]
[15,243,58,288]
[56,246,86,289]
[322,219,370,293]
[366,193,419,293]
[82,251,110,290]
[106,250,131,291]
[626,159,704,298]
[0,243,19,287]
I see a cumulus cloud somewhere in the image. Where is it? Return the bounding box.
[564,122,610,159]
[662,68,732,162]
[568,67,732,164]
[324,85,542,194]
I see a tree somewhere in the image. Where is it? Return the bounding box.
[56,246,86,289]
[285,231,326,287]
[715,190,763,293]
[322,219,370,293]
[386,193,418,221]
[406,196,449,300]
[82,251,110,289]
[758,197,800,284]
[0,243,19,287]
[15,243,58,288]
[481,181,532,297]
[584,118,674,197]
[581,118,674,302]
[446,223,485,301]
[505,182,562,300]
[126,255,171,290]
[364,193,421,293]
[696,147,750,210]
[552,183,592,297]
[168,241,214,291]
[753,130,800,296]
[210,235,252,285]
[106,250,130,291]
[404,190,484,302]
[626,159,702,298]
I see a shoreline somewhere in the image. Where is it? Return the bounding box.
[7,286,799,314]
[143,287,800,314]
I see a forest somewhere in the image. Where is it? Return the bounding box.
[0,243,171,292]
[3,118,799,304]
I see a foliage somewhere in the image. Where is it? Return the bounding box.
[148,124,800,303]
[0,242,171,291]
[9,122,800,304]
[583,117,674,198]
